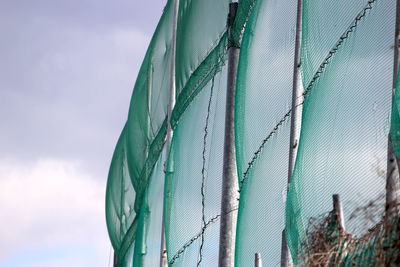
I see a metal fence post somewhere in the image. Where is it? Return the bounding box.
[113,253,119,267]
[255,253,262,267]
[159,0,179,266]
[218,2,240,267]
[281,0,302,266]
[332,194,345,231]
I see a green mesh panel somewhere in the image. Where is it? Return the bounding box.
[391,71,400,157]
[234,0,297,265]
[132,148,166,266]
[162,2,259,265]
[175,0,229,96]
[300,0,367,86]
[106,0,399,266]
[105,0,228,264]
[105,0,260,265]
[105,0,173,263]
[285,0,396,264]
[165,68,227,266]
[106,126,137,266]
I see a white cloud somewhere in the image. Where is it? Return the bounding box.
[0,158,110,266]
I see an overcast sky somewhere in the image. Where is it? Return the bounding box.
[0,1,165,266]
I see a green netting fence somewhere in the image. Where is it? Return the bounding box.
[286,0,396,264]
[165,69,227,266]
[106,0,400,266]
[234,0,296,265]
[106,0,255,265]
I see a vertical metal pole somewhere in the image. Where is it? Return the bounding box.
[219,2,239,267]
[138,64,153,267]
[332,194,345,231]
[386,0,400,219]
[386,137,399,219]
[255,253,262,267]
[147,64,153,140]
[281,0,302,266]
[113,252,119,267]
[392,0,400,95]
[280,230,292,267]
[160,0,179,266]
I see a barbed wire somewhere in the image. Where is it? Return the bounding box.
[302,0,376,97]
[198,77,216,266]
[169,207,238,265]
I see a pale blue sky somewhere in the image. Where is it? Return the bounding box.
[0,1,166,266]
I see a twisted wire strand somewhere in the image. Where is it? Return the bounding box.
[198,77,216,266]
[169,207,238,265]
[302,0,376,97]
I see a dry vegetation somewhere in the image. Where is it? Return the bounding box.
[300,201,400,266]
